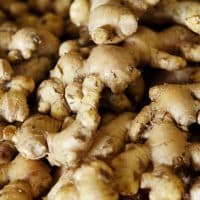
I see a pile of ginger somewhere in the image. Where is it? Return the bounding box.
[0,0,199,200]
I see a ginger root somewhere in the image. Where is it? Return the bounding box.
[13,114,62,160]
[147,0,200,35]
[0,155,52,198]
[111,144,150,195]
[70,0,160,44]
[141,165,184,200]
[88,112,134,160]
[0,59,34,122]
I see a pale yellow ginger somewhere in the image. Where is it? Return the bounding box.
[73,160,118,200]
[88,112,134,159]
[37,78,70,120]
[0,155,52,198]
[47,75,104,167]
[43,25,200,120]
[141,165,184,200]
[45,170,79,200]
[190,178,200,200]
[59,40,80,57]
[46,160,118,200]
[0,59,34,122]
[147,0,200,35]
[65,82,82,113]
[129,83,200,141]
[144,118,190,167]
[8,27,59,61]
[13,114,62,160]
[70,0,160,44]
[58,40,91,57]
[111,144,150,195]
[70,0,90,27]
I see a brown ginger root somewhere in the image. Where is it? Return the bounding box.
[129,83,200,140]
[46,160,118,200]
[70,0,160,44]
[0,59,34,122]
[88,112,134,160]
[8,27,59,61]
[73,160,118,200]
[37,78,70,120]
[44,25,200,119]
[141,165,184,200]
[0,155,52,198]
[111,144,150,196]
[47,75,104,167]
[13,114,62,160]
[144,117,190,168]
[145,0,200,35]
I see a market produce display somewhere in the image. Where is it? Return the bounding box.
[0,0,199,199]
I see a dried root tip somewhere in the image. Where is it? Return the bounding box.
[91,26,112,45]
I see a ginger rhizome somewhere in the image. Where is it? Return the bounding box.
[144,0,200,35]
[46,160,118,200]
[70,0,160,44]
[0,59,34,122]
[141,165,184,200]
[0,155,52,199]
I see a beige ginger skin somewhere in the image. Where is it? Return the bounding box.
[41,25,200,120]
[144,0,200,35]
[0,155,52,199]
[45,160,118,200]
[111,144,150,195]
[0,59,34,123]
[141,165,184,200]
[70,0,160,44]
